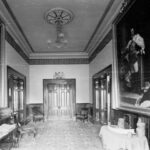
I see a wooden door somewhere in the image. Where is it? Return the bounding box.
[47,83,72,119]
[93,65,112,124]
[43,79,76,120]
[7,66,26,123]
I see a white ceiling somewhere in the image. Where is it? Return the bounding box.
[5,0,111,58]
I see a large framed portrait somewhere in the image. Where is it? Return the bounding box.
[113,0,150,115]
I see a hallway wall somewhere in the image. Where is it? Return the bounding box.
[88,0,123,106]
[29,64,89,104]
[89,40,113,103]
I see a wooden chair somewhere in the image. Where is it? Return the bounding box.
[75,108,88,122]
[13,114,37,144]
[18,123,37,139]
[32,106,44,123]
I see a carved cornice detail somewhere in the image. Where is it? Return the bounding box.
[29,58,89,65]
[119,0,130,13]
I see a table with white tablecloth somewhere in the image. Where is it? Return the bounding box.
[99,125,149,150]
[0,123,16,140]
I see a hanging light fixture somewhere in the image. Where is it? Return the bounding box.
[45,8,74,48]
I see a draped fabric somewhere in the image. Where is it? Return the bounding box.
[99,125,149,150]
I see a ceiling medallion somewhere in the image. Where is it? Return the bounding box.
[45,8,74,48]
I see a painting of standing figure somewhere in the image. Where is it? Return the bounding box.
[119,28,145,94]
[113,0,150,112]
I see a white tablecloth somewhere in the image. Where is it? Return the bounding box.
[0,124,16,139]
[99,125,149,150]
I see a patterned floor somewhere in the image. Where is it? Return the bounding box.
[12,120,103,150]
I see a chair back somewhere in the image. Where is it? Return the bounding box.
[80,108,88,115]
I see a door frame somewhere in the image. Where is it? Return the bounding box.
[7,66,26,122]
[43,79,76,120]
[92,65,112,124]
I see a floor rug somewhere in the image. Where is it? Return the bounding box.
[12,120,103,150]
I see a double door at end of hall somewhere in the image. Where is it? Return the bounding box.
[43,79,75,120]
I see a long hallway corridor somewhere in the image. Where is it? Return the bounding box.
[12,120,103,150]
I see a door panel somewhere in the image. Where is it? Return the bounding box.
[93,65,112,124]
[43,79,76,120]
[47,82,73,119]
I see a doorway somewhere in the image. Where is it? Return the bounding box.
[7,66,26,123]
[43,79,76,120]
[93,65,112,124]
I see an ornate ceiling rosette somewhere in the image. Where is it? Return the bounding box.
[45,8,74,25]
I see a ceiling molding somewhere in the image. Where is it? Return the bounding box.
[29,52,88,59]
[86,0,122,57]
[0,0,32,57]
[5,31,29,64]
[88,22,112,57]
[89,29,112,63]
[0,0,117,65]
[84,0,115,53]
[1,0,34,53]
[29,58,89,65]
[5,25,31,57]
[6,32,89,65]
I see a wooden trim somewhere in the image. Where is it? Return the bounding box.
[0,22,6,107]
[93,65,112,79]
[29,58,89,65]
[92,78,96,121]
[7,66,26,79]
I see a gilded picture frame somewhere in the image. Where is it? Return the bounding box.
[113,0,150,115]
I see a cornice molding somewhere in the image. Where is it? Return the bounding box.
[29,58,89,65]
[0,0,32,57]
[86,0,122,57]
[1,0,34,53]
[29,29,112,65]
[89,29,112,63]
[5,31,29,64]
[84,0,115,53]
[6,28,90,65]
[29,52,88,59]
